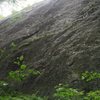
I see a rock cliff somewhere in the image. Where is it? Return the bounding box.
[0,0,100,96]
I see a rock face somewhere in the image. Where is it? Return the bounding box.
[0,0,100,96]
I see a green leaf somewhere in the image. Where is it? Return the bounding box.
[20,64,27,70]
[10,42,16,48]
[19,55,24,61]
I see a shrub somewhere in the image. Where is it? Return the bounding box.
[84,90,100,100]
[8,55,41,82]
[81,71,100,82]
[54,84,83,100]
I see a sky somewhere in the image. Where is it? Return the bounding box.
[0,0,44,17]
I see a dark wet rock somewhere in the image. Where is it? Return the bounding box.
[0,0,100,96]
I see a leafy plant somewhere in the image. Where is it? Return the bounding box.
[10,42,17,49]
[81,71,100,82]
[0,94,47,100]
[0,81,8,95]
[54,84,83,100]
[54,84,100,100]
[84,90,100,100]
[0,80,16,96]
[8,55,41,82]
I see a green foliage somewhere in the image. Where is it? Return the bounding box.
[8,55,41,82]
[54,84,100,100]
[0,94,47,100]
[54,84,83,100]
[1,48,100,100]
[0,80,46,100]
[10,42,17,49]
[81,71,100,82]
[0,81,8,95]
[14,55,24,66]
[84,90,100,100]
[8,69,40,82]
[0,80,17,96]
[20,64,27,70]
[9,70,25,81]
[54,71,100,100]
[19,55,24,61]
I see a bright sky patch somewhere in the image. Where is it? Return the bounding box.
[0,0,44,17]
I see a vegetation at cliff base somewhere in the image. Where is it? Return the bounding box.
[0,70,100,100]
